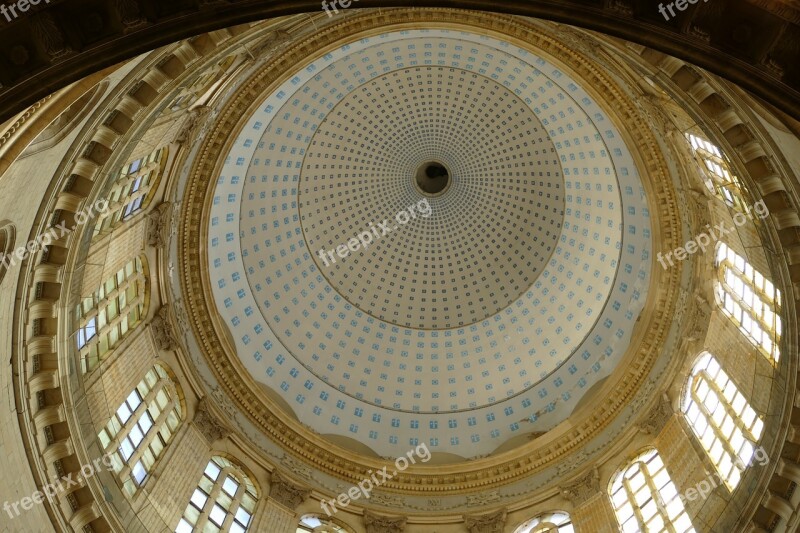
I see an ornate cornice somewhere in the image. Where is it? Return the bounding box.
[0,4,793,532]
[4,24,287,533]
[612,40,800,532]
[177,8,685,497]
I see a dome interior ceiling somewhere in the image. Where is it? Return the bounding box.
[208,29,652,457]
[299,65,564,329]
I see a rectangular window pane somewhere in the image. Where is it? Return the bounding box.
[132,460,147,484]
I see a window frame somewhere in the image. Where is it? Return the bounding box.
[98,364,183,498]
[714,242,781,363]
[76,256,148,374]
[92,147,168,239]
[608,447,695,533]
[175,455,259,533]
[680,351,764,491]
[687,133,749,213]
[513,511,574,533]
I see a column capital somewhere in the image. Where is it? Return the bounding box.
[192,397,230,444]
[269,470,311,510]
[364,511,407,533]
[560,467,601,506]
[464,508,507,533]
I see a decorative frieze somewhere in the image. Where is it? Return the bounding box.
[113,0,147,29]
[280,454,313,481]
[30,13,72,60]
[466,490,501,507]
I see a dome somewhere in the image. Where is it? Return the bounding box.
[208,28,651,457]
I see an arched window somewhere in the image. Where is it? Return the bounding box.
[297,514,354,532]
[687,134,748,212]
[175,456,258,533]
[513,511,574,533]
[609,448,694,533]
[75,255,148,373]
[92,147,168,239]
[681,351,764,490]
[98,364,183,497]
[715,242,782,362]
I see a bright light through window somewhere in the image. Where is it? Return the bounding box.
[98,364,182,497]
[93,147,167,239]
[609,448,695,533]
[687,134,748,212]
[715,243,781,362]
[75,256,146,373]
[681,351,763,490]
[296,515,352,533]
[514,511,574,533]
[76,316,97,348]
[176,456,257,533]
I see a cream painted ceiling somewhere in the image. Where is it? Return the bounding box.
[207,28,652,458]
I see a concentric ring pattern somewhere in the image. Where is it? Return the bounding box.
[208,29,652,458]
[301,66,564,328]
